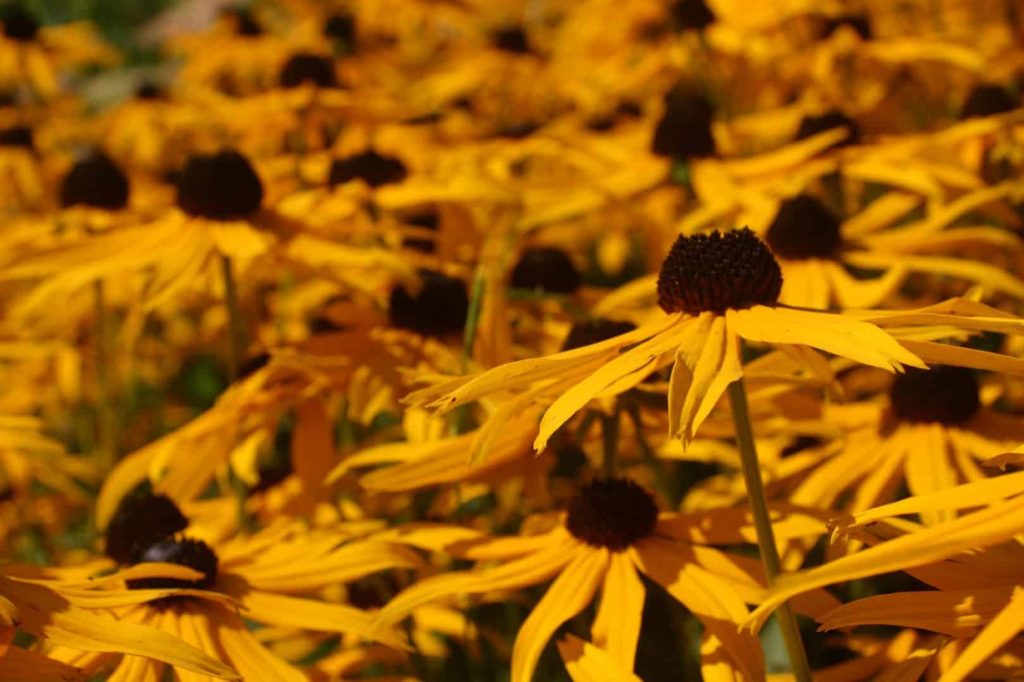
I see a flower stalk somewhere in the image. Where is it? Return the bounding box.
[727,374,812,682]
[220,254,245,381]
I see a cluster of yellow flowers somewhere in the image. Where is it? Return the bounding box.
[3,0,1024,680]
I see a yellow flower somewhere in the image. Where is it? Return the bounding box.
[411,227,927,448]
[51,492,415,680]
[0,563,236,679]
[374,478,831,681]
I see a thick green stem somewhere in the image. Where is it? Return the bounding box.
[220,254,246,381]
[727,377,812,682]
[93,280,116,471]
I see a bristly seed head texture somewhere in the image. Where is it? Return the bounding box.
[657,227,782,314]
[566,478,659,551]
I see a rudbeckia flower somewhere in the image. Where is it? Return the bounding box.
[410,227,930,448]
[50,492,415,680]
[0,563,236,679]
[374,477,832,681]
[781,367,1024,525]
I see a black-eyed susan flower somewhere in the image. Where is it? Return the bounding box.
[0,563,237,679]
[410,227,929,448]
[780,366,1024,525]
[374,478,833,681]
[49,491,415,680]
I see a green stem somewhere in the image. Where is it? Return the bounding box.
[600,408,619,478]
[220,254,245,381]
[93,280,116,471]
[726,376,812,682]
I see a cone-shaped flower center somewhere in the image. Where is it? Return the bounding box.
[651,86,716,159]
[105,491,188,564]
[889,366,980,425]
[658,227,782,314]
[510,247,581,294]
[329,151,407,188]
[765,194,842,260]
[177,150,263,220]
[59,153,130,210]
[127,539,219,590]
[669,0,716,31]
[492,25,531,54]
[279,53,337,88]
[960,84,1018,120]
[566,478,658,550]
[389,269,469,337]
[562,318,636,351]
[0,125,32,148]
[2,5,39,42]
[795,110,860,146]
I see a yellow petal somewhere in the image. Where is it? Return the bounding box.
[938,588,1024,682]
[728,306,925,371]
[747,494,1024,632]
[591,553,644,672]
[511,548,609,682]
[557,634,642,682]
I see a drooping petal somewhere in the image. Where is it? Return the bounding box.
[511,548,609,682]
[591,553,644,672]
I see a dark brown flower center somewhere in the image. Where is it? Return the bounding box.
[105,490,188,564]
[795,110,860,146]
[765,194,842,260]
[889,366,980,425]
[59,153,130,210]
[669,0,716,31]
[491,25,531,54]
[510,247,581,295]
[279,53,337,88]
[651,86,716,159]
[562,319,636,351]
[657,228,782,314]
[389,269,468,337]
[329,151,407,188]
[2,5,38,42]
[566,478,658,551]
[323,13,356,54]
[0,125,32,148]
[127,539,219,590]
[960,84,1018,120]
[177,150,263,220]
